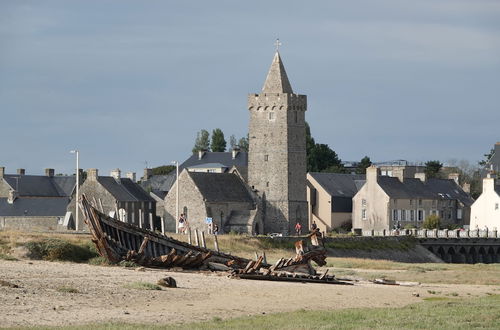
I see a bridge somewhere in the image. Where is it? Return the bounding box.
[361,228,500,264]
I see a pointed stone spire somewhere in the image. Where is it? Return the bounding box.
[261,51,293,94]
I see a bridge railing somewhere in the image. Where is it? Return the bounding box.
[360,228,498,239]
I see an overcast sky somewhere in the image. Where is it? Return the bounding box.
[1,0,499,177]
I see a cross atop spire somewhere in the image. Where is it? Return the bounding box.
[274,38,282,52]
[261,50,293,94]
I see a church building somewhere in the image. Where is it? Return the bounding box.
[163,48,308,235]
[247,50,309,234]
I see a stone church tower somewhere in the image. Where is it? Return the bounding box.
[247,51,308,234]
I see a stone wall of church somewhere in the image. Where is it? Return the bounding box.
[248,92,308,234]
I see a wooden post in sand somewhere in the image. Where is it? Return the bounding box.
[213,234,220,252]
[188,228,192,245]
[201,231,206,248]
[194,229,199,247]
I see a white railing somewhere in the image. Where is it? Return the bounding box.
[360,228,498,239]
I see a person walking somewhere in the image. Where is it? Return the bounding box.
[178,213,186,234]
[295,222,302,236]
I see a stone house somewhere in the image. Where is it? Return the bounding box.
[0,167,75,231]
[164,170,262,234]
[68,168,156,231]
[352,166,474,231]
[307,173,365,232]
[470,174,500,230]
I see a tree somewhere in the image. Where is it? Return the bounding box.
[229,134,237,149]
[356,156,372,174]
[310,144,344,173]
[306,122,344,173]
[192,129,210,153]
[306,122,316,172]
[238,135,249,152]
[444,159,482,199]
[424,160,443,179]
[423,214,441,229]
[211,128,227,152]
[151,165,175,176]
[479,148,494,166]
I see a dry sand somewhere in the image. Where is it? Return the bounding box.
[0,260,495,328]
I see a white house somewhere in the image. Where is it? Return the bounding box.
[470,174,500,230]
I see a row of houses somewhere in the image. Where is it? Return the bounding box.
[0,166,155,232]
[0,154,498,234]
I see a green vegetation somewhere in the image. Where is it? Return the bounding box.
[0,253,17,261]
[423,214,441,229]
[324,238,416,251]
[211,128,227,152]
[192,129,210,153]
[424,160,443,179]
[124,282,162,291]
[326,257,500,285]
[151,165,176,176]
[53,295,500,329]
[356,156,372,174]
[24,238,98,262]
[306,121,344,173]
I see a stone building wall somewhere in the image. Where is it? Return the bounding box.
[247,92,308,234]
[0,216,63,231]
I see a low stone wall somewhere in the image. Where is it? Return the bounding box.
[0,216,67,232]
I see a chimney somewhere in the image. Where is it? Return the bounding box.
[448,173,460,185]
[17,168,25,175]
[143,168,153,180]
[88,168,99,181]
[7,189,17,204]
[483,174,495,193]
[392,168,405,182]
[45,168,55,177]
[462,183,470,193]
[126,172,136,182]
[415,172,426,182]
[0,167,4,179]
[110,168,121,180]
[198,149,206,160]
[366,165,378,184]
[232,147,240,160]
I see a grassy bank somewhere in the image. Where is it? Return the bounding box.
[46,294,500,330]
[326,257,500,285]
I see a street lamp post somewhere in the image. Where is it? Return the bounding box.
[70,150,79,231]
[171,161,179,234]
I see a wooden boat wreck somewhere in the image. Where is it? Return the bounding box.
[80,195,251,269]
[80,194,351,285]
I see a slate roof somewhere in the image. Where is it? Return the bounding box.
[3,175,75,197]
[377,176,474,206]
[495,185,500,196]
[98,177,155,202]
[309,173,365,197]
[140,173,176,193]
[180,152,248,172]
[188,172,253,203]
[0,197,69,216]
[151,190,167,200]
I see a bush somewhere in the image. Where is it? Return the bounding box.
[423,215,441,229]
[24,238,98,263]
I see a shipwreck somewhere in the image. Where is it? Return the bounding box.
[80,194,351,285]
